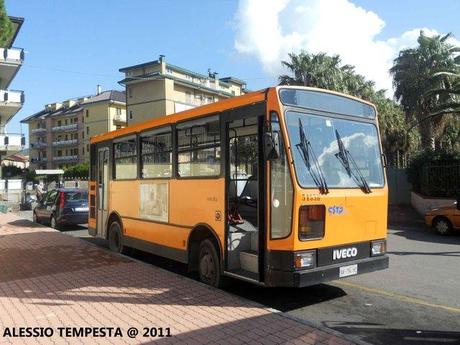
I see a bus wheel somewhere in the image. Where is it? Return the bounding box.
[108,221,127,254]
[198,239,222,288]
[433,217,452,235]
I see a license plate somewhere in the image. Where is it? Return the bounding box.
[339,264,358,277]
[75,207,89,212]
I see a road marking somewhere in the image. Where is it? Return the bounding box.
[334,280,460,314]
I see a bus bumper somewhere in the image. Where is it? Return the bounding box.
[266,255,389,288]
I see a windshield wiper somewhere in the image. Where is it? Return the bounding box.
[296,119,329,194]
[334,129,371,193]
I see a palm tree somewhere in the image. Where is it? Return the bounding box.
[279,52,345,91]
[279,50,418,165]
[390,31,460,149]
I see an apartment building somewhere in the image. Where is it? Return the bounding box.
[22,88,126,170]
[119,55,247,125]
[0,16,25,170]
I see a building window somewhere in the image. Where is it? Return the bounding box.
[166,68,173,74]
[86,127,89,135]
[185,91,192,104]
[86,110,89,117]
[57,120,61,126]
[114,137,137,179]
[82,132,84,139]
[177,116,220,177]
[116,108,121,115]
[129,111,133,120]
[141,128,172,178]
[65,119,68,125]
[57,150,62,157]
[82,147,85,155]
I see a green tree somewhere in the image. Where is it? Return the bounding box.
[390,31,460,150]
[279,51,418,165]
[0,0,13,47]
[64,163,89,178]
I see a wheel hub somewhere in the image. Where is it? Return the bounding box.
[438,221,448,232]
[200,254,214,280]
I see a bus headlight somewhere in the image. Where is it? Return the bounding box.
[294,251,316,269]
[371,240,386,256]
[299,205,325,240]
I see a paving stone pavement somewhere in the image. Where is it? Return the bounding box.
[0,213,357,345]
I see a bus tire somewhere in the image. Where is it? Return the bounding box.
[198,239,223,288]
[108,221,128,254]
[433,217,452,235]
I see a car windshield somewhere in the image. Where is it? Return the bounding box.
[285,111,384,189]
[65,191,88,201]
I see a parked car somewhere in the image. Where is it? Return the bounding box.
[33,188,88,229]
[424,196,460,235]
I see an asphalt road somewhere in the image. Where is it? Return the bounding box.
[17,210,460,345]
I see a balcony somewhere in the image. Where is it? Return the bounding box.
[51,123,78,132]
[0,133,25,152]
[0,90,24,123]
[30,141,47,149]
[31,127,47,134]
[52,139,77,147]
[31,157,47,164]
[113,114,126,125]
[0,47,24,89]
[53,155,78,162]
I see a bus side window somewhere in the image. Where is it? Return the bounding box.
[141,129,173,178]
[113,136,138,179]
[176,115,221,177]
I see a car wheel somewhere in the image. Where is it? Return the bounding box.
[433,217,452,235]
[108,221,129,254]
[33,211,39,224]
[50,215,61,230]
[198,239,223,288]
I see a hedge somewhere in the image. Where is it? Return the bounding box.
[408,150,460,197]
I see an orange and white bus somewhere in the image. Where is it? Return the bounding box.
[88,86,388,287]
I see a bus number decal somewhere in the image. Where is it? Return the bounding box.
[302,194,320,202]
[328,206,344,215]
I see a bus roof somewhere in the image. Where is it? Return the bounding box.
[90,86,376,144]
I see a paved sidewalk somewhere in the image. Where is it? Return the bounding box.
[0,214,356,345]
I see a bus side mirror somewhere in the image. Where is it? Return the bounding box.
[264,131,280,160]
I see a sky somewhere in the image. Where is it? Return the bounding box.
[5,0,460,142]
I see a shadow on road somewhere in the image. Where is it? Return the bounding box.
[223,282,346,312]
[391,225,460,245]
[325,321,460,345]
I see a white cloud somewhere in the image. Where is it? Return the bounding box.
[234,0,460,95]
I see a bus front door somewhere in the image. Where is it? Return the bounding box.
[224,109,265,283]
[96,147,109,238]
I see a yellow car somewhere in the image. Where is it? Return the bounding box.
[425,198,460,235]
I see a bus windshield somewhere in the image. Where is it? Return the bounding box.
[285,111,384,189]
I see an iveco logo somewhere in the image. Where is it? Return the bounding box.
[333,247,358,260]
